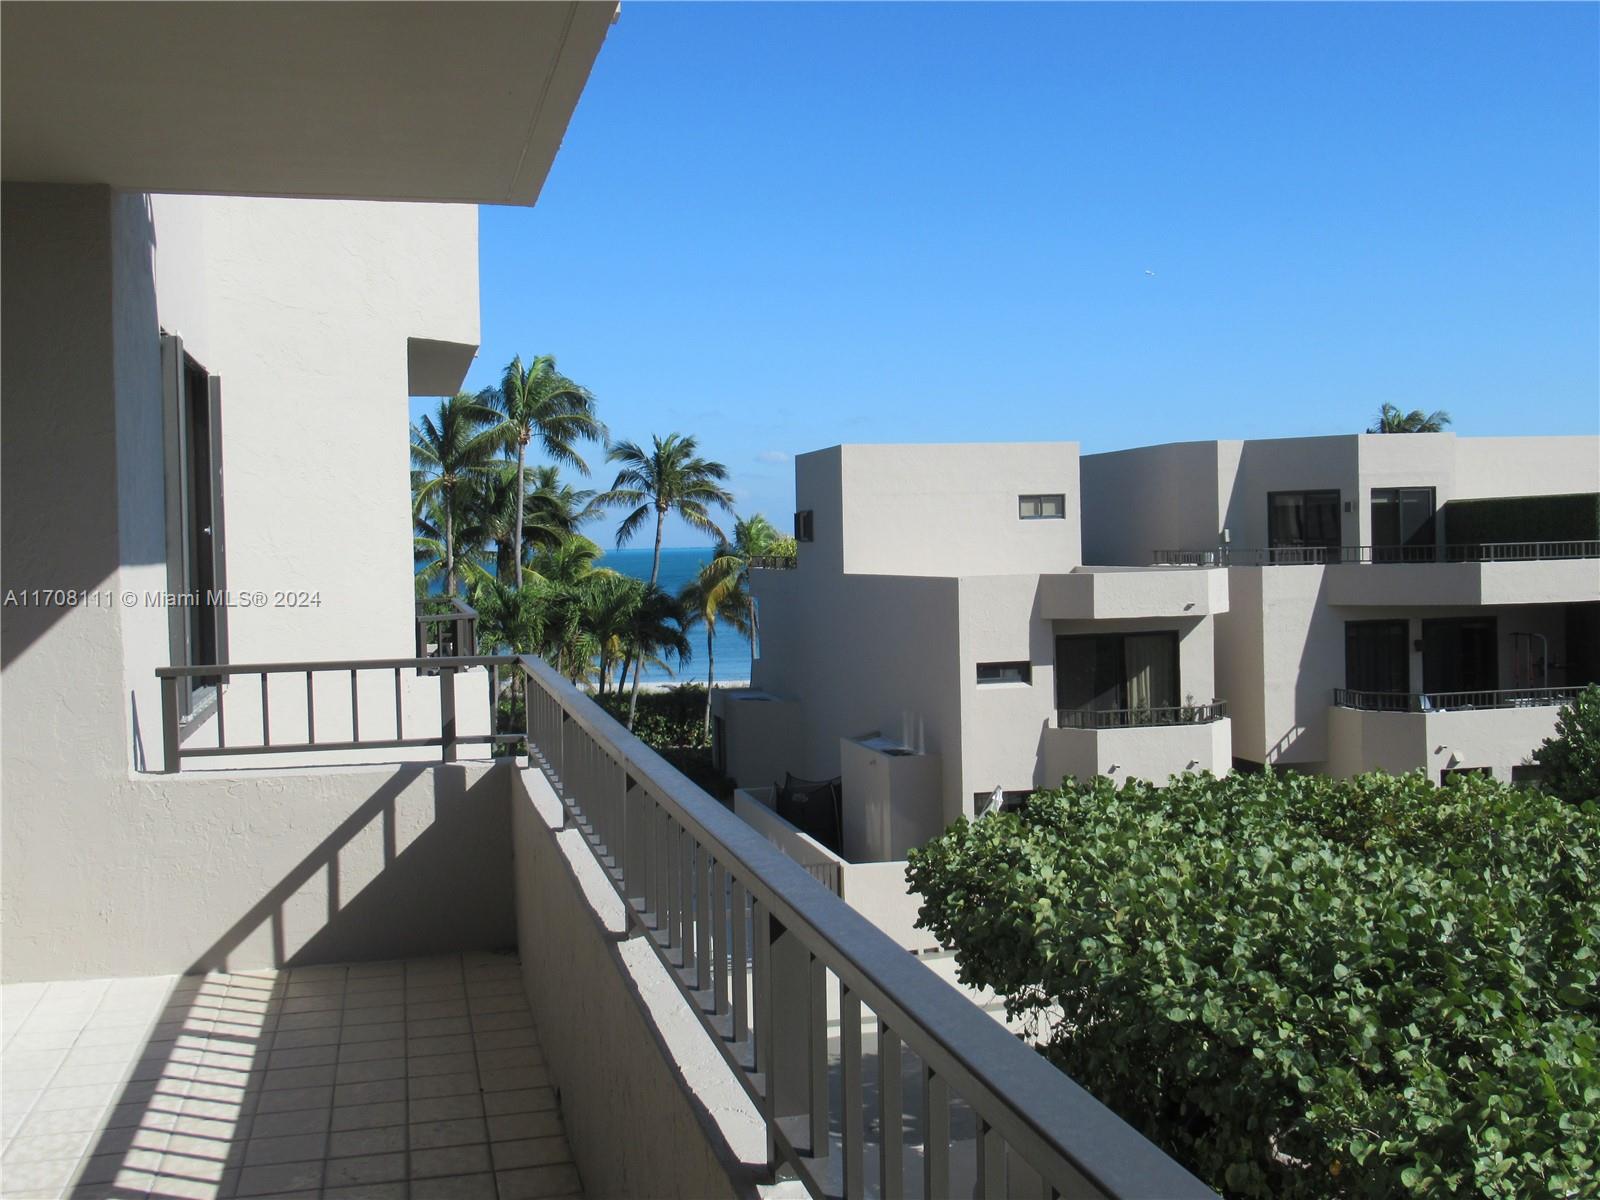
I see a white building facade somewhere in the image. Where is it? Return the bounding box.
[717,443,1232,864]
[1081,432,1600,783]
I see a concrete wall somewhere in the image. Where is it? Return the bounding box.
[710,689,802,791]
[1080,441,1225,566]
[794,443,1082,578]
[1328,705,1561,783]
[1,186,485,980]
[1041,719,1232,788]
[2,762,515,982]
[511,768,768,1200]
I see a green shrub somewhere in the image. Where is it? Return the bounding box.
[1535,685,1600,805]
[596,684,709,752]
[907,771,1600,1198]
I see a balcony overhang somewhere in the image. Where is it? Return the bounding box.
[1325,559,1600,607]
[1,2,614,205]
[1040,567,1227,621]
[407,337,478,398]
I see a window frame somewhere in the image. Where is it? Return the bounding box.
[1018,493,1066,521]
[793,509,814,542]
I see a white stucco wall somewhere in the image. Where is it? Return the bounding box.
[1328,705,1561,783]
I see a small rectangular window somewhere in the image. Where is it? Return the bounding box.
[1019,494,1065,520]
[977,661,1031,685]
[794,510,814,542]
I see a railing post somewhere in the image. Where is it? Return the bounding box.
[767,916,815,1153]
[439,666,457,762]
[159,675,181,774]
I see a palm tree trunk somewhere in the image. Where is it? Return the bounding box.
[703,621,715,736]
[627,506,668,729]
[445,500,456,598]
[513,435,527,585]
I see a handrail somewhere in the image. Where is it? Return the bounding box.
[1153,540,1600,567]
[1331,685,1586,713]
[517,652,1214,1200]
[1058,702,1228,730]
[156,654,522,772]
[417,596,478,658]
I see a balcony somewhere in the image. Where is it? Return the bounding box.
[1039,567,1225,620]
[1043,703,1231,785]
[1152,541,1600,606]
[1328,686,1581,781]
[1,655,1213,1200]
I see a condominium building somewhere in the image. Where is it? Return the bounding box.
[1082,432,1600,784]
[715,442,1232,863]
[0,8,1203,1198]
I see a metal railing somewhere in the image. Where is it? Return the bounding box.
[1057,702,1228,730]
[519,653,1214,1200]
[156,655,523,771]
[1331,685,1587,713]
[749,555,798,570]
[416,596,478,659]
[1153,540,1600,567]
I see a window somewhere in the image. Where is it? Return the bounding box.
[1371,487,1436,560]
[1345,620,1409,700]
[976,661,1031,685]
[1268,490,1341,561]
[1422,617,1497,695]
[161,333,228,716]
[1019,494,1065,520]
[793,509,814,542]
[1055,632,1179,714]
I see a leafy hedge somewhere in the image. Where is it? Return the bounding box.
[1535,685,1600,806]
[595,684,710,752]
[1442,493,1600,545]
[906,771,1600,1198]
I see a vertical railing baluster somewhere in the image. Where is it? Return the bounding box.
[925,1065,950,1200]
[216,676,226,749]
[393,667,402,739]
[841,985,863,1198]
[753,899,774,1160]
[696,846,713,995]
[809,955,827,1157]
[305,671,315,744]
[678,832,694,974]
[879,1023,903,1200]
[261,673,271,747]
[652,801,668,934]
[159,675,181,773]
[439,666,456,762]
[976,1119,1005,1200]
[349,669,359,743]
[712,861,729,1016]
[489,664,497,750]
[731,879,748,1044]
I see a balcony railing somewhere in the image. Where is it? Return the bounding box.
[156,654,523,771]
[749,554,798,570]
[520,653,1214,1199]
[1332,685,1587,713]
[1153,540,1600,567]
[416,595,478,658]
[1057,701,1228,730]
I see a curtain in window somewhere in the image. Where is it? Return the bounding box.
[1125,634,1176,713]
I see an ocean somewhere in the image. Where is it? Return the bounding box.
[425,545,753,685]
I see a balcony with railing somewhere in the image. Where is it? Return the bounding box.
[1327,685,1584,781]
[13,652,1218,1200]
[1043,702,1231,787]
[1152,541,1600,606]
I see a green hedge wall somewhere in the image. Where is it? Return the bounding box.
[907,771,1600,1198]
[1443,492,1600,545]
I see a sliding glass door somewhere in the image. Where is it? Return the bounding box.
[1056,632,1180,717]
[1268,490,1342,562]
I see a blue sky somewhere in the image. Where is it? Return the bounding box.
[413,2,1599,548]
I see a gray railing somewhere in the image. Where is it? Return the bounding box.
[1153,541,1600,567]
[1332,685,1587,713]
[1057,702,1228,730]
[519,653,1214,1200]
[416,595,478,658]
[749,555,798,570]
[155,654,522,771]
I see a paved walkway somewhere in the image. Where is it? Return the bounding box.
[0,954,581,1200]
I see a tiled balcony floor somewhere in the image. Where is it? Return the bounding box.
[0,954,581,1200]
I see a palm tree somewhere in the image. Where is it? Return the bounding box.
[468,463,598,583]
[486,355,604,576]
[580,572,646,695]
[680,554,751,734]
[705,513,791,655]
[413,492,493,597]
[619,585,692,725]
[1368,404,1452,434]
[599,433,733,725]
[598,434,735,586]
[410,393,500,596]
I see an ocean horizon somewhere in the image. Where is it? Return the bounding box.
[424,545,753,686]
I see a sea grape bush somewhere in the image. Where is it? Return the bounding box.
[1534,684,1600,805]
[906,770,1600,1198]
